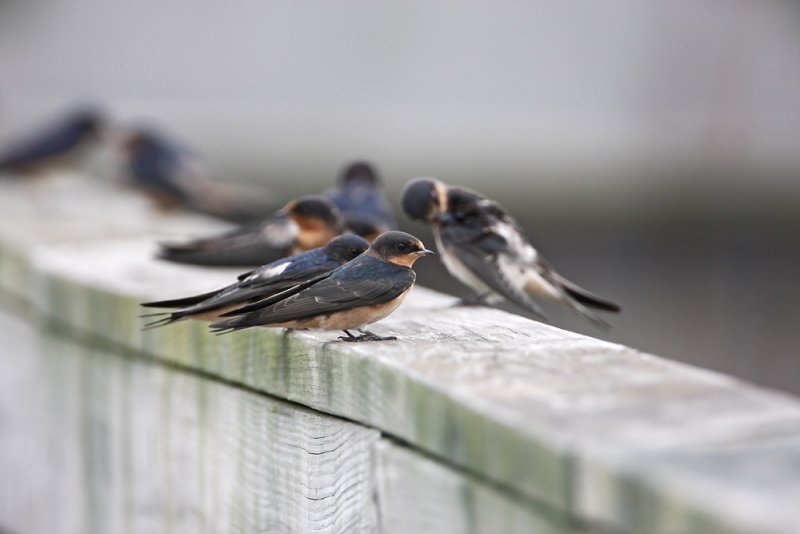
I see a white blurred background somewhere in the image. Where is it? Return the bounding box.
[1,1,799,392]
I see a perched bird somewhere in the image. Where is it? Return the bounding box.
[158,195,345,267]
[210,231,434,342]
[141,234,369,328]
[401,178,620,327]
[119,128,261,222]
[326,161,396,241]
[0,107,105,175]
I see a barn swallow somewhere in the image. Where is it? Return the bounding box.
[209,231,434,341]
[141,234,370,328]
[401,178,620,327]
[0,107,105,175]
[158,195,345,267]
[119,128,260,223]
[326,161,397,241]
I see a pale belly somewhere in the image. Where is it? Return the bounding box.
[269,289,411,331]
[434,231,492,295]
[435,229,563,303]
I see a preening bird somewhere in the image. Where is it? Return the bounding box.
[401,177,620,327]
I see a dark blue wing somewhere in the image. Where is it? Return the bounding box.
[126,135,191,203]
[328,182,397,235]
[0,111,99,170]
[211,255,414,329]
[158,212,297,266]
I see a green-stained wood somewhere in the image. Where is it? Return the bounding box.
[3,177,800,533]
[0,310,382,534]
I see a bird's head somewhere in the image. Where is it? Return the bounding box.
[401,177,448,223]
[324,233,370,263]
[339,160,379,186]
[118,129,154,155]
[72,108,106,138]
[284,196,344,232]
[369,231,434,267]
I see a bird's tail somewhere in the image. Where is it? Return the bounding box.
[556,275,621,313]
[141,313,184,330]
[141,289,221,309]
[208,315,247,334]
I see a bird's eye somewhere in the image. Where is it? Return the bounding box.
[397,243,408,252]
[351,248,361,255]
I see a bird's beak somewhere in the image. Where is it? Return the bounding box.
[417,248,435,257]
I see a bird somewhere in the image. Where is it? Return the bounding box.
[0,107,105,175]
[326,161,396,241]
[118,127,261,223]
[401,177,620,327]
[158,195,345,267]
[140,233,370,328]
[209,231,434,342]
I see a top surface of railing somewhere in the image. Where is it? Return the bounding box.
[2,176,800,534]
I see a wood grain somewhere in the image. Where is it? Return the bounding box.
[2,177,800,533]
[0,309,380,534]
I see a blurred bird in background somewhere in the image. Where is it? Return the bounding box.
[0,107,106,176]
[326,161,396,240]
[402,178,620,327]
[158,195,344,267]
[210,231,434,342]
[141,233,369,328]
[119,127,264,223]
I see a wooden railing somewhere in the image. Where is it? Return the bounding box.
[1,177,799,534]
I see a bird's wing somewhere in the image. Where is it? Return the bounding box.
[440,210,550,319]
[328,185,397,232]
[212,259,414,330]
[0,121,85,170]
[158,217,298,267]
[178,257,340,317]
[217,272,334,317]
[445,237,548,319]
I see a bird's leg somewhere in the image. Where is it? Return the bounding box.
[455,292,492,307]
[338,329,397,342]
[338,330,358,341]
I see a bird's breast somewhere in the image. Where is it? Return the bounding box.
[434,230,491,294]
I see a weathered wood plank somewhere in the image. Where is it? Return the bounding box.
[373,439,580,534]
[3,178,800,532]
[0,309,381,534]
[0,303,609,534]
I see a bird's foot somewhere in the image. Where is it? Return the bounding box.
[454,293,491,307]
[338,329,397,342]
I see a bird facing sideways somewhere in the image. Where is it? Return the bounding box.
[401,177,620,327]
[141,234,370,328]
[158,195,345,267]
[0,107,105,175]
[326,161,397,241]
[119,128,260,223]
[210,231,434,342]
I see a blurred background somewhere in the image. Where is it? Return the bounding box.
[1,1,798,393]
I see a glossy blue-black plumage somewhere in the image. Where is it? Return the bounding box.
[210,251,415,331]
[124,129,192,203]
[327,161,396,238]
[141,234,369,327]
[0,108,103,172]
